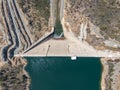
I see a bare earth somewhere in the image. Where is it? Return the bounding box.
[101,58,120,90]
[0,0,120,90]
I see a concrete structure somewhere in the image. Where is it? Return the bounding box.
[7,0,120,58]
[15,39,120,57]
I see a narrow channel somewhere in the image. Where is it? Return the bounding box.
[53,0,64,38]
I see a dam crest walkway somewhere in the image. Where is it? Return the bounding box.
[15,39,120,58]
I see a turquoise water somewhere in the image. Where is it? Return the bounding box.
[25,57,102,90]
[54,21,63,37]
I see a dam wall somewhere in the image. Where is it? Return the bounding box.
[15,39,120,58]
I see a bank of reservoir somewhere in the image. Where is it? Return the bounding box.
[25,57,102,90]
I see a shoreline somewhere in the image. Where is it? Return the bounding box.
[1,56,119,90]
[100,58,120,90]
[23,57,102,90]
[101,58,108,90]
[22,58,31,90]
[0,0,120,90]
[0,58,30,90]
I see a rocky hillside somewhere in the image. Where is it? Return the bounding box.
[64,0,120,50]
[0,58,30,90]
[101,58,120,90]
[18,0,51,41]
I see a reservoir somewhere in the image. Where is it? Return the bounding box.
[25,57,102,90]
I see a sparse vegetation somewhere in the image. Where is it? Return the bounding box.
[0,58,29,90]
[18,0,50,41]
[65,0,120,50]
[103,59,120,90]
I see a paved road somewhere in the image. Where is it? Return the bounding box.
[1,0,55,61]
[6,0,20,59]
[2,0,14,61]
[60,0,64,21]
[1,0,33,61]
[12,0,32,45]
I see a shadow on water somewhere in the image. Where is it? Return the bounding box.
[54,21,63,38]
[25,57,102,90]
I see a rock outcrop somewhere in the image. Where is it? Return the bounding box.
[101,58,120,90]
[64,0,120,50]
[0,58,30,90]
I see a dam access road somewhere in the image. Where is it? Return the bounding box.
[1,0,33,61]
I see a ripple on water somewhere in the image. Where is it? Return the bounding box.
[25,57,102,90]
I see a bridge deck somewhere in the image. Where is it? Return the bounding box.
[15,39,120,57]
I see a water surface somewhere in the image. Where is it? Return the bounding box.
[25,57,102,90]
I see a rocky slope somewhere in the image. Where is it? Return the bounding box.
[0,0,120,90]
[63,1,120,89]
[0,58,30,90]
[17,0,51,42]
[0,0,51,61]
[64,0,120,51]
[101,58,120,90]
[0,0,51,89]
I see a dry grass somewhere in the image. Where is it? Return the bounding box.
[65,0,120,41]
[18,0,50,41]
